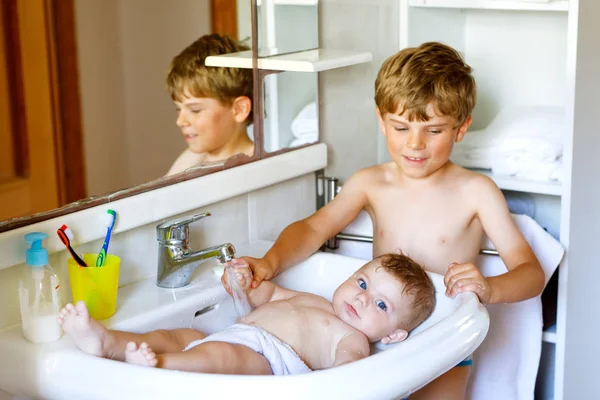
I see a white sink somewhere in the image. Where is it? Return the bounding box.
[0,241,489,400]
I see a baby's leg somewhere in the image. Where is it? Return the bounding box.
[58,301,206,361]
[128,341,272,375]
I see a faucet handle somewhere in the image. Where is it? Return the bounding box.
[156,212,211,242]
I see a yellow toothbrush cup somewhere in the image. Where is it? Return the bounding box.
[68,254,120,320]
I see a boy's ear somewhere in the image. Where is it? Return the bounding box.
[380,328,408,344]
[232,96,252,123]
[376,107,386,136]
[455,115,472,143]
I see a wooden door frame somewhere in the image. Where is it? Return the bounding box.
[47,0,87,203]
[211,0,238,39]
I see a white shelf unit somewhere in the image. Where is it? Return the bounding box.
[408,0,569,12]
[470,169,562,196]
[205,49,373,72]
[399,1,600,399]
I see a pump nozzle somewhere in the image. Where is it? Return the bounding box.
[24,232,49,267]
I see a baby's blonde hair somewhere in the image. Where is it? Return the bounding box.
[376,253,436,332]
[374,42,476,125]
[166,34,253,125]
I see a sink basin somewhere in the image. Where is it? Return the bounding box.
[0,241,489,400]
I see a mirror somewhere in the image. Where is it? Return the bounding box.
[0,0,254,231]
[257,0,319,57]
[263,71,319,153]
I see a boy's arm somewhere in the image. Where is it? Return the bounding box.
[452,175,545,304]
[332,332,371,368]
[243,169,371,287]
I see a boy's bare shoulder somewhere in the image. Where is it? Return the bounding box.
[450,163,503,197]
[349,162,396,185]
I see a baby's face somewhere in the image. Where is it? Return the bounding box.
[377,102,471,179]
[174,94,238,155]
[332,261,413,342]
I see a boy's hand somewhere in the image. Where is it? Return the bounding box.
[221,256,277,295]
[444,262,492,304]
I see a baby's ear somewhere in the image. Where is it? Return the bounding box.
[380,329,408,344]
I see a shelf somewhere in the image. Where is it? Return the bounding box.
[205,49,373,72]
[542,324,557,343]
[408,0,569,12]
[469,169,562,196]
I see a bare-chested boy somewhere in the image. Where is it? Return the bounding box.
[58,254,435,375]
[225,42,545,399]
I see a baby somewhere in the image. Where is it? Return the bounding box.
[58,253,435,375]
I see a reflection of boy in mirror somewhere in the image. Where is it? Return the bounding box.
[166,34,254,176]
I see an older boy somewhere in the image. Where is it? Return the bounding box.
[228,42,545,399]
[59,253,435,375]
[166,34,254,176]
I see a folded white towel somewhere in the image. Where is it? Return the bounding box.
[290,102,318,139]
[491,155,563,182]
[484,106,565,162]
[452,106,565,175]
[468,214,564,400]
[451,129,498,169]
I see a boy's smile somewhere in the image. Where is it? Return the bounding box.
[377,103,472,179]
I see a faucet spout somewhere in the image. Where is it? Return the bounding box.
[157,242,235,288]
[183,243,236,264]
[156,212,237,288]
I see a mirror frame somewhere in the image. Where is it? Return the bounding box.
[0,0,320,233]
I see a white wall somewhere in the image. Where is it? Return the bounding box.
[75,0,211,197]
[319,0,399,182]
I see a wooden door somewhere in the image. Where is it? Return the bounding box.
[0,0,62,220]
[211,0,238,39]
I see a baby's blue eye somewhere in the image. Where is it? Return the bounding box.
[376,300,387,311]
[358,278,367,290]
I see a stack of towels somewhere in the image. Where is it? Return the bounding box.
[289,102,319,147]
[451,106,565,182]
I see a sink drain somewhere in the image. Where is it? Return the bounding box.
[194,304,218,318]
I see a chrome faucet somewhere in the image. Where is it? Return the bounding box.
[156,212,235,288]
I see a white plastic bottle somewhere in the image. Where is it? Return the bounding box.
[18,232,63,343]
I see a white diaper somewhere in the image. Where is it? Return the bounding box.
[183,324,311,375]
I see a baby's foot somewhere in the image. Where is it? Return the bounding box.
[58,300,108,357]
[125,342,158,367]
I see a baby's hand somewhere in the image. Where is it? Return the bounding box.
[223,259,253,293]
[444,262,492,304]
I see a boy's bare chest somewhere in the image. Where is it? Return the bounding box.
[368,189,484,274]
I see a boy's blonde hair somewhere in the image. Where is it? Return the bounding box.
[374,42,476,125]
[376,253,436,331]
[167,34,253,125]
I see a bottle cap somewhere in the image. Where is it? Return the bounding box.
[24,232,49,266]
